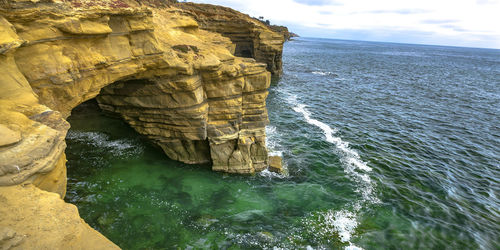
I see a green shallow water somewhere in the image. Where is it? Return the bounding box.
[65,101,360,249]
[66,38,500,249]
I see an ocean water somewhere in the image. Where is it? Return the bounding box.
[65,38,500,249]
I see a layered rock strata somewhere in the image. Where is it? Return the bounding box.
[96,56,270,173]
[1,0,273,185]
[268,25,299,41]
[179,3,285,76]
[0,0,284,248]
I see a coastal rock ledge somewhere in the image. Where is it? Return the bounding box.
[0,0,285,248]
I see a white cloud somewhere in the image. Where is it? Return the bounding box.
[187,0,500,49]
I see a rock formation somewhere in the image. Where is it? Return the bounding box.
[178,3,285,76]
[0,0,285,248]
[0,184,120,249]
[268,155,284,173]
[268,25,299,41]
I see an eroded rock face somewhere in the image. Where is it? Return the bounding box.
[268,25,299,41]
[0,0,283,246]
[0,12,69,194]
[96,57,271,173]
[268,155,283,173]
[96,56,271,173]
[178,3,285,76]
[1,0,274,187]
[0,184,120,249]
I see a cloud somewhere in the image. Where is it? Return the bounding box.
[292,0,341,6]
[421,19,459,24]
[188,0,500,49]
[476,0,499,5]
[358,9,429,15]
[315,23,332,27]
[319,10,334,15]
[440,24,469,32]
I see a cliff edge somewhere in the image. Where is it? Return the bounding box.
[178,2,285,76]
[0,0,285,248]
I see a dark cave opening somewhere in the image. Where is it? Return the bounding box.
[238,49,253,58]
[234,42,254,58]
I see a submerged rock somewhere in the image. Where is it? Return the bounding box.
[195,214,219,229]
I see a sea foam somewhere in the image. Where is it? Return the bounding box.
[292,104,378,204]
[265,125,284,157]
[66,131,143,157]
[311,71,339,77]
[287,95,379,249]
[262,125,288,178]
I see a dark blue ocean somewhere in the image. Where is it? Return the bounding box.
[65,38,500,249]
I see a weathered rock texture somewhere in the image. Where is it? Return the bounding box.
[268,155,283,173]
[0,0,277,185]
[268,25,299,41]
[0,0,285,248]
[178,3,285,76]
[0,184,120,249]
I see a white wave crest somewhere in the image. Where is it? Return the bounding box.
[292,104,338,143]
[302,209,363,249]
[259,168,288,179]
[66,131,143,157]
[263,125,288,178]
[292,104,378,203]
[290,100,379,249]
[311,71,338,77]
[265,125,283,157]
[324,210,358,242]
[287,93,298,105]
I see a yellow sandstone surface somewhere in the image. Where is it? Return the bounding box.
[179,2,285,76]
[0,184,120,249]
[0,0,284,248]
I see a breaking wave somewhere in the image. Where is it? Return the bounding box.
[311,71,339,77]
[66,131,143,157]
[261,125,288,178]
[286,93,379,249]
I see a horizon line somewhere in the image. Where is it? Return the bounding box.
[293,36,500,51]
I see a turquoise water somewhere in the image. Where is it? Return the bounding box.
[65,38,500,249]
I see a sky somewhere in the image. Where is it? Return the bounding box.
[187,0,500,49]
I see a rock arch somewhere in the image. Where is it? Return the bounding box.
[0,2,274,199]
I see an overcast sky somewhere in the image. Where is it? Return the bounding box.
[188,0,500,49]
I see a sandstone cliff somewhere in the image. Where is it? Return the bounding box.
[0,0,285,248]
[178,3,285,76]
[268,25,299,41]
[0,184,120,249]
